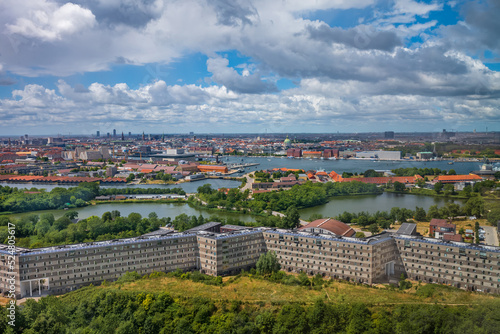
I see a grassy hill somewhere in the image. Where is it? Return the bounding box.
[2,272,499,333]
[114,274,494,307]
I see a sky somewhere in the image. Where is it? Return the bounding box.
[0,0,499,136]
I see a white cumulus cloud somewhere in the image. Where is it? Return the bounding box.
[7,2,96,41]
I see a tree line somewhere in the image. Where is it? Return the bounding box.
[0,211,164,248]
[0,183,189,214]
[0,183,98,213]
[99,187,186,196]
[334,196,486,233]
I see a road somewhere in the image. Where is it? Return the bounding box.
[482,226,499,247]
[240,173,254,192]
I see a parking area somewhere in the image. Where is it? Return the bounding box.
[481,226,499,247]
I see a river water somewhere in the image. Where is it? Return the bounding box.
[7,202,256,222]
[299,192,463,220]
[224,156,483,175]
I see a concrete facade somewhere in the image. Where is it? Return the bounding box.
[2,226,500,298]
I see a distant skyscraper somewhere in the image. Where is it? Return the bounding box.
[128,132,131,137]
[142,132,145,141]
[121,132,124,141]
[384,131,395,139]
[113,129,116,137]
[107,132,110,138]
[96,131,100,137]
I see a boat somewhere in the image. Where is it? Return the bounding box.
[448,161,454,165]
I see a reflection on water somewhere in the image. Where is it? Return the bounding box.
[298,192,463,219]
[7,192,463,224]
[7,202,256,223]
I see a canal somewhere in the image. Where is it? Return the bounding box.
[7,192,463,223]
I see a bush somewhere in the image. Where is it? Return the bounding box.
[116,271,141,284]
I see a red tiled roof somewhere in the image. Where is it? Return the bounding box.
[0,175,126,183]
[430,219,455,228]
[300,218,355,237]
[435,174,483,183]
[443,233,463,242]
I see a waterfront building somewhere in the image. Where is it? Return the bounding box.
[286,148,302,158]
[355,151,401,160]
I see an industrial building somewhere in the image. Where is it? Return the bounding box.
[355,151,401,160]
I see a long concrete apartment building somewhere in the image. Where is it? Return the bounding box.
[1,222,500,298]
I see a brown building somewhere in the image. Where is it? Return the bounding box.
[286,148,302,158]
[322,149,339,159]
[430,219,456,239]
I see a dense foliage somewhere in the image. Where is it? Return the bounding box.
[196,181,382,213]
[99,187,186,196]
[256,251,281,275]
[0,183,98,213]
[336,196,486,230]
[391,167,450,176]
[2,277,499,334]
[0,211,209,248]
[0,183,188,214]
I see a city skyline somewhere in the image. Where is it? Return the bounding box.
[0,0,499,135]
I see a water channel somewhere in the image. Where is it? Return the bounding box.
[7,192,463,223]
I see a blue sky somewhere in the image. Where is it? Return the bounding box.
[0,0,499,135]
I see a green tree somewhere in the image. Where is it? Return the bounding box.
[415,207,427,221]
[427,205,440,219]
[363,169,379,177]
[255,311,275,334]
[487,207,500,224]
[64,211,78,220]
[434,182,443,194]
[283,206,300,229]
[102,212,112,222]
[463,197,484,218]
[256,251,281,275]
[273,303,309,334]
[368,224,380,234]
[126,174,135,182]
[393,181,406,192]
[443,183,456,196]
[462,185,472,197]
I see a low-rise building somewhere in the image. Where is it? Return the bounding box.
[430,219,456,239]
